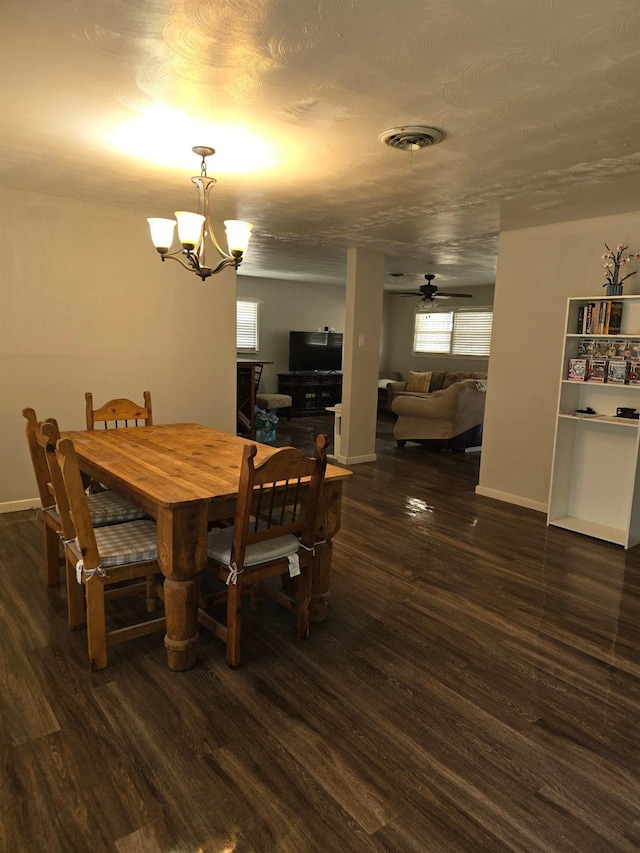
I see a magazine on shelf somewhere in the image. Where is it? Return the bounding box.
[607,359,629,385]
[588,358,607,382]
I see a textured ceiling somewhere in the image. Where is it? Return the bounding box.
[2,0,640,290]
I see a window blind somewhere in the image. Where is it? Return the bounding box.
[236,300,259,352]
[413,311,453,353]
[451,310,493,356]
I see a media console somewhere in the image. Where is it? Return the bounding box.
[277,372,342,416]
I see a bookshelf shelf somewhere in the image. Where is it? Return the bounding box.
[547,295,640,549]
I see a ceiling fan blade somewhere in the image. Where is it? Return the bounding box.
[436,291,473,298]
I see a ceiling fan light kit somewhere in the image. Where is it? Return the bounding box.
[147,146,253,281]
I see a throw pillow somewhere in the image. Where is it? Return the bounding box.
[405,371,432,393]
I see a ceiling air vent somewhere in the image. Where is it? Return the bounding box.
[378,125,445,151]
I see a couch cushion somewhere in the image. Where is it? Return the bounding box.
[442,371,466,389]
[406,371,432,393]
[429,371,447,391]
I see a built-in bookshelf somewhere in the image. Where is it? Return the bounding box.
[547,295,640,549]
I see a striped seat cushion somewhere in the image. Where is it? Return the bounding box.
[93,520,158,568]
[207,526,300,567]
[86,491,146,526]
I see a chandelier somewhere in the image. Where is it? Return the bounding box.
[147,146,253,281]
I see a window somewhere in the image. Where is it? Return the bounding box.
[236,299,259,352]
[413,308,493,356]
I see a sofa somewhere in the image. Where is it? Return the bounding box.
[390,370,488,450]
[377,371,401,409]
[386,369,487,410]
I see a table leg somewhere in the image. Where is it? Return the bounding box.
[156,503,208,671]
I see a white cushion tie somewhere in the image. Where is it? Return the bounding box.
[75,559,107,584]
[226,562,243,586]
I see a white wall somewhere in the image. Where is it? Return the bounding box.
[1,187,237,510]
[478,209,640,511]
[383,286,495,377]
[237,275,345,392]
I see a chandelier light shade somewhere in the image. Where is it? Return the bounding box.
[147,146,253,280]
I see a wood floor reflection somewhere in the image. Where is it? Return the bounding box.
[3,412,640,852]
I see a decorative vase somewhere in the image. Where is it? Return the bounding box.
[606,283,623,296]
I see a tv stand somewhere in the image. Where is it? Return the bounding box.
[278,372,342,416]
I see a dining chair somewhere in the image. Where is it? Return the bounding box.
[22,407,147,587]
[34,415,151,627]
[22,408,66,587]
[198,433,329,667]
[54,433,166,671]
[85,391,153,430]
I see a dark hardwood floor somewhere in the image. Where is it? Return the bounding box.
[3,412,640,852]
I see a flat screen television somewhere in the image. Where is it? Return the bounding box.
[288,331,343,372]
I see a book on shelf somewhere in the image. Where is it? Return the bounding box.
[607,301,623,335]
[567,358,588,381]
[588,357,607,382]
[582,302,596,334]
[578,300,624,335]
[607,359,629,384]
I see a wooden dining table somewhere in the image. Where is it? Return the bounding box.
[62,423,351,670]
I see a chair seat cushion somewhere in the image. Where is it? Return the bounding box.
[207,526,300,567]
[93,520,158,568]
[86,491,146,526]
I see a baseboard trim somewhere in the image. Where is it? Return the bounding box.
[331,453,377,465]
[475,485,547,514]
[0,498,40,514]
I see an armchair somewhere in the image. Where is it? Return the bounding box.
[392,379,487,450]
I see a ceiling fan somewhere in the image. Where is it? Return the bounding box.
[390,273,473,301]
